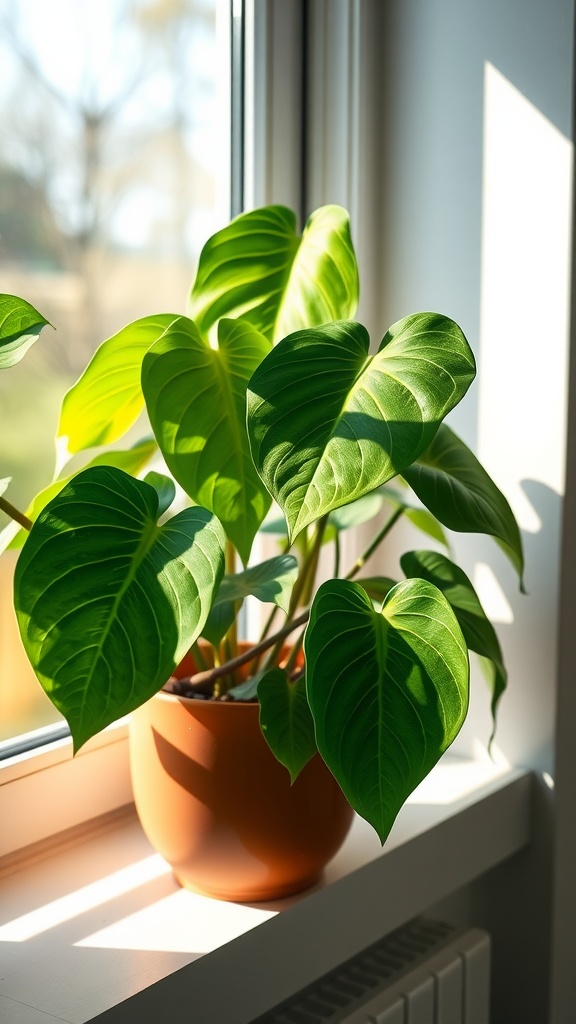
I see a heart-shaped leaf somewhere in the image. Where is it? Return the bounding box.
[14,465,226,752]
[258,668,317,782]
[247,314,476,542]
[304,578,469,843]
[214,555,298,614]
[188,204,359,343]
[0,294,51,368]
[1,438,158,553]
[403,424,525,588]
[400,549,507,746]
[57,314,177,454]
[142,315,272,564]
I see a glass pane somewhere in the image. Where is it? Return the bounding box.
[0,0,230,744]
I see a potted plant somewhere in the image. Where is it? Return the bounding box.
[0,204,523,901]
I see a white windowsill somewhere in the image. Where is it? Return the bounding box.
[0,756,532,1024]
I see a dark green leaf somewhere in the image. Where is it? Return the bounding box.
[200,600,236,648]
[304,578,469,843]
[14,466,226,751]
[356,576,398,605]
[188,204,359,343]
[0,294,51,368]
[258,668,317,782]
[247,314,476,542]
[403,424,524,588]
[142,315,272,564]
[144,472,176,516]
[400,549,507,745]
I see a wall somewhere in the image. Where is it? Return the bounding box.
[358,2,574,1021]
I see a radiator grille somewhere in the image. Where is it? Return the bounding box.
[254,918,490,1024]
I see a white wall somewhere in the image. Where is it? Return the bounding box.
[342,2,575,1020]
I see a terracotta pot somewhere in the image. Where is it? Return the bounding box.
[129,651,355,902]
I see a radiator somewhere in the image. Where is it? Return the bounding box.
[255,919,490,1024]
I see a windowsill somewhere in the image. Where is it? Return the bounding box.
[0,756,531,1024]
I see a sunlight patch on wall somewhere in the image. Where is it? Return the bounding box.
[478,62,572,530]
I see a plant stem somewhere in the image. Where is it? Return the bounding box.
[265,515,328,670]
[345,505,405,580]
[0,495,32,531]
[186,609,309,690]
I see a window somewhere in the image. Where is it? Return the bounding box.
[0,0,231,752]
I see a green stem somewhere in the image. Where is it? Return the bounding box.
[265,515,328,670]
[345,505,405,580]
[186,609,310,691]
[0,495,32,531]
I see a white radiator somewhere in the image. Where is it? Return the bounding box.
[257,919,490,1024]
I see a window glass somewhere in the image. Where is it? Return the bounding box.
[0,0,230,744]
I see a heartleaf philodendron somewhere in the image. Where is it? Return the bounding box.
[247,314,476,542]
[14,466,226,752]
[305,578,469,843]
[3,203,525,852]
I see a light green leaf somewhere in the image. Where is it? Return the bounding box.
[400,549,507,747]
[403,424,525,588]
[304,578,469,843]
[0,294,51,368]
[14,466,226,752]
[58,314,178,454]
[215,555,298,614]
[404,508,448,547]
[0,477,11,497]
[1,438,157,553]
[248,314,476,542]
[329,493,385,532]
[188,204,359,343]
[258,668,317,782]
[142,315,272,564]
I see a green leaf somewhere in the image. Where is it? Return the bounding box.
[215,555,298,614]
[258,668,317,782]
[403,424,525,588]
[400,549,507,746]
[57,314,178,454]
[304,578,469,843]
[356,576,398,605]
[329,493,385,532]
[14,466,226,752]
[200,600,236,648]
[144,472,176,516]
[188,204,359,343]
[142,315,272,564]
[248,314,476,542]
[1,438,157,553]
[0,294,51,368]
[404,508,448,547]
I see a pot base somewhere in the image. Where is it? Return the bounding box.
[130,690,354,902]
